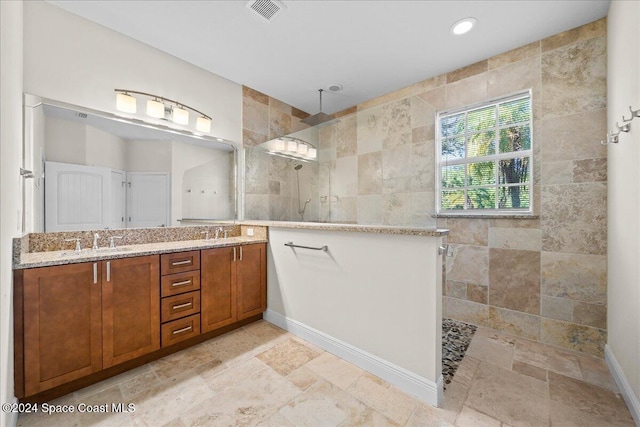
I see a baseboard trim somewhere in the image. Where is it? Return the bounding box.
[264,309,442,406]
[605,344,640,425]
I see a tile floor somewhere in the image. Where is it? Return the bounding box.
[17,320,636,427]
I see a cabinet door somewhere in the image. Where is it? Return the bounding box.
[201,247,236,333]
[237,244,267,320]
[102,255,160,368]
[23,262,102,395]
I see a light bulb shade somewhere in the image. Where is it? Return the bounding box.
[297,143,308,155]
[116,93,137,113]
[308,147,317,159]
[172,106,189,125]
[196,116,212,133]
[146,99,165,118]
[275,139,286,151]
[287,140,298,152]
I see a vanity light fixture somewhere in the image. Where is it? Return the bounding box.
[116,92,137,114]
[114,89,212,133]
[172,105,189,125]
[146,98,165,118]
[267,137,318,161]
[450,17,477,35]
[308,147,317,159]
[297,143,308,155]
[275,138,286,151]
[287,140,298,152]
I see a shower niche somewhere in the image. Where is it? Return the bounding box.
[244,94,438,228]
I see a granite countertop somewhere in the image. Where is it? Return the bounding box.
[239,221,449,237]
[15,236,267,270]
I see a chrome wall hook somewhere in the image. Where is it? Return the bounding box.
[601,131,620,145]
[622,106,640,123]
[616,121,631,133]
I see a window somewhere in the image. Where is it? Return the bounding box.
[437,91,533,215]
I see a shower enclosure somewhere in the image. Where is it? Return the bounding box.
[244,93,438,227]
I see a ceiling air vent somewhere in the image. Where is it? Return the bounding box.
[246,0,286,23]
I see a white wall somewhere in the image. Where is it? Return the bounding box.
[44,115,86,165]
[85,126,126,170]
[23,1,241,144]
[606,0,640,423]
[125,139,172,172]
[266,227,443,405]
[0,2,23,427]
[172,143,232,225]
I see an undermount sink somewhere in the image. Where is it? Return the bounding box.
[93,246,133,253]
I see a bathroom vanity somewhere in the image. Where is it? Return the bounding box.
[13,229,266,401]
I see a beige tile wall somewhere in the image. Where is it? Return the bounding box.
[241,19,608,355]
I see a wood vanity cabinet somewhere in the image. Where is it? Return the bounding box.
[21,262,102,396]
[201,243,266,333]
[17,255,160,396]
[102,255,160,368]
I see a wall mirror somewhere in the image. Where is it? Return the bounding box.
[22,94,238,233]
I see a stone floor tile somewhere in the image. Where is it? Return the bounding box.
[578,353,620,392]
[405,403,456,427]
[201,357,268,393]
[305,352,364,389]
[512,360,547,382]
[129,371,213,426]
[285,366,322,391]
[77,385,132,427]
[16,393,80,427]
[254,411,296,426]
[346,373,419,425]
[465,362,549,427]
[548,371,634,425]
[161,418,186,427]
[256,338,322,376]
[455,406,501,427]
[549,400,636,427]
[451,355,480,386]
[438,380,470,424]
[514,337,582,379]
[180,367,301,427]
[465,327,516,370]
[119,369,162,400]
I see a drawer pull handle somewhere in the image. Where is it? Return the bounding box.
[172,326,192,335]
[171,280,192,287]
[171,260,192,266]
[172,302,192,310]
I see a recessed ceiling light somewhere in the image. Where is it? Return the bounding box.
[451,17,477,35]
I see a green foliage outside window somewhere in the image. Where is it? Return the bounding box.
[439,93,532,213]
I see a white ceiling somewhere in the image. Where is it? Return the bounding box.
[48,0,610,115]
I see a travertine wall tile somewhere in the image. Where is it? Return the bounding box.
[488,227,542,251]
[539,109,607,162]
[489,306,540,341]
[488,41,541,69]
[269,97,292,115]
[541,18,606,52]
[444,297,490,327]
[242,129,268,147]
[382,145,411,180]
[487,55,540,99]
[541,182,607,255]
[467,284,488,304]
[573,302,607,329]
[269,108,291,139]
[382,99,412,149]
[336,115,357,158]
[541,36,606,118]
[573,158,607,183]
[358,152,383,195]
[446,280,467,299]
[445,73,488,110]
[447,60,488,83]
[383,193,412,225]
[357,195,383,225]
[410,191,436,228]
[439,218,489,246]
[446,245,489,287]
[540,161,573,185]
[410,142,435,192]
[541,318,606,357]
[243,86,269,104]
[540,251,607,304]
[243,97,269,135]
[489,248,541,314]
[541,295,573,322]
[356,105,384,154]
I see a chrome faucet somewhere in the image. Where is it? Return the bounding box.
[214,227,223,240]
[201,230,210,241]
[109,236,123,248]
[65,238,82,252]
[92,233,100,250]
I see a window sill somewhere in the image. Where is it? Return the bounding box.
[433,213,539,219]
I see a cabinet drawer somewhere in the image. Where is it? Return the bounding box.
[161,251,200,275]
[161,291,200,323]
[161,314,200,347]
[161,271,200,297]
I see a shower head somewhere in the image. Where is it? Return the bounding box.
[294,164,303,170]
